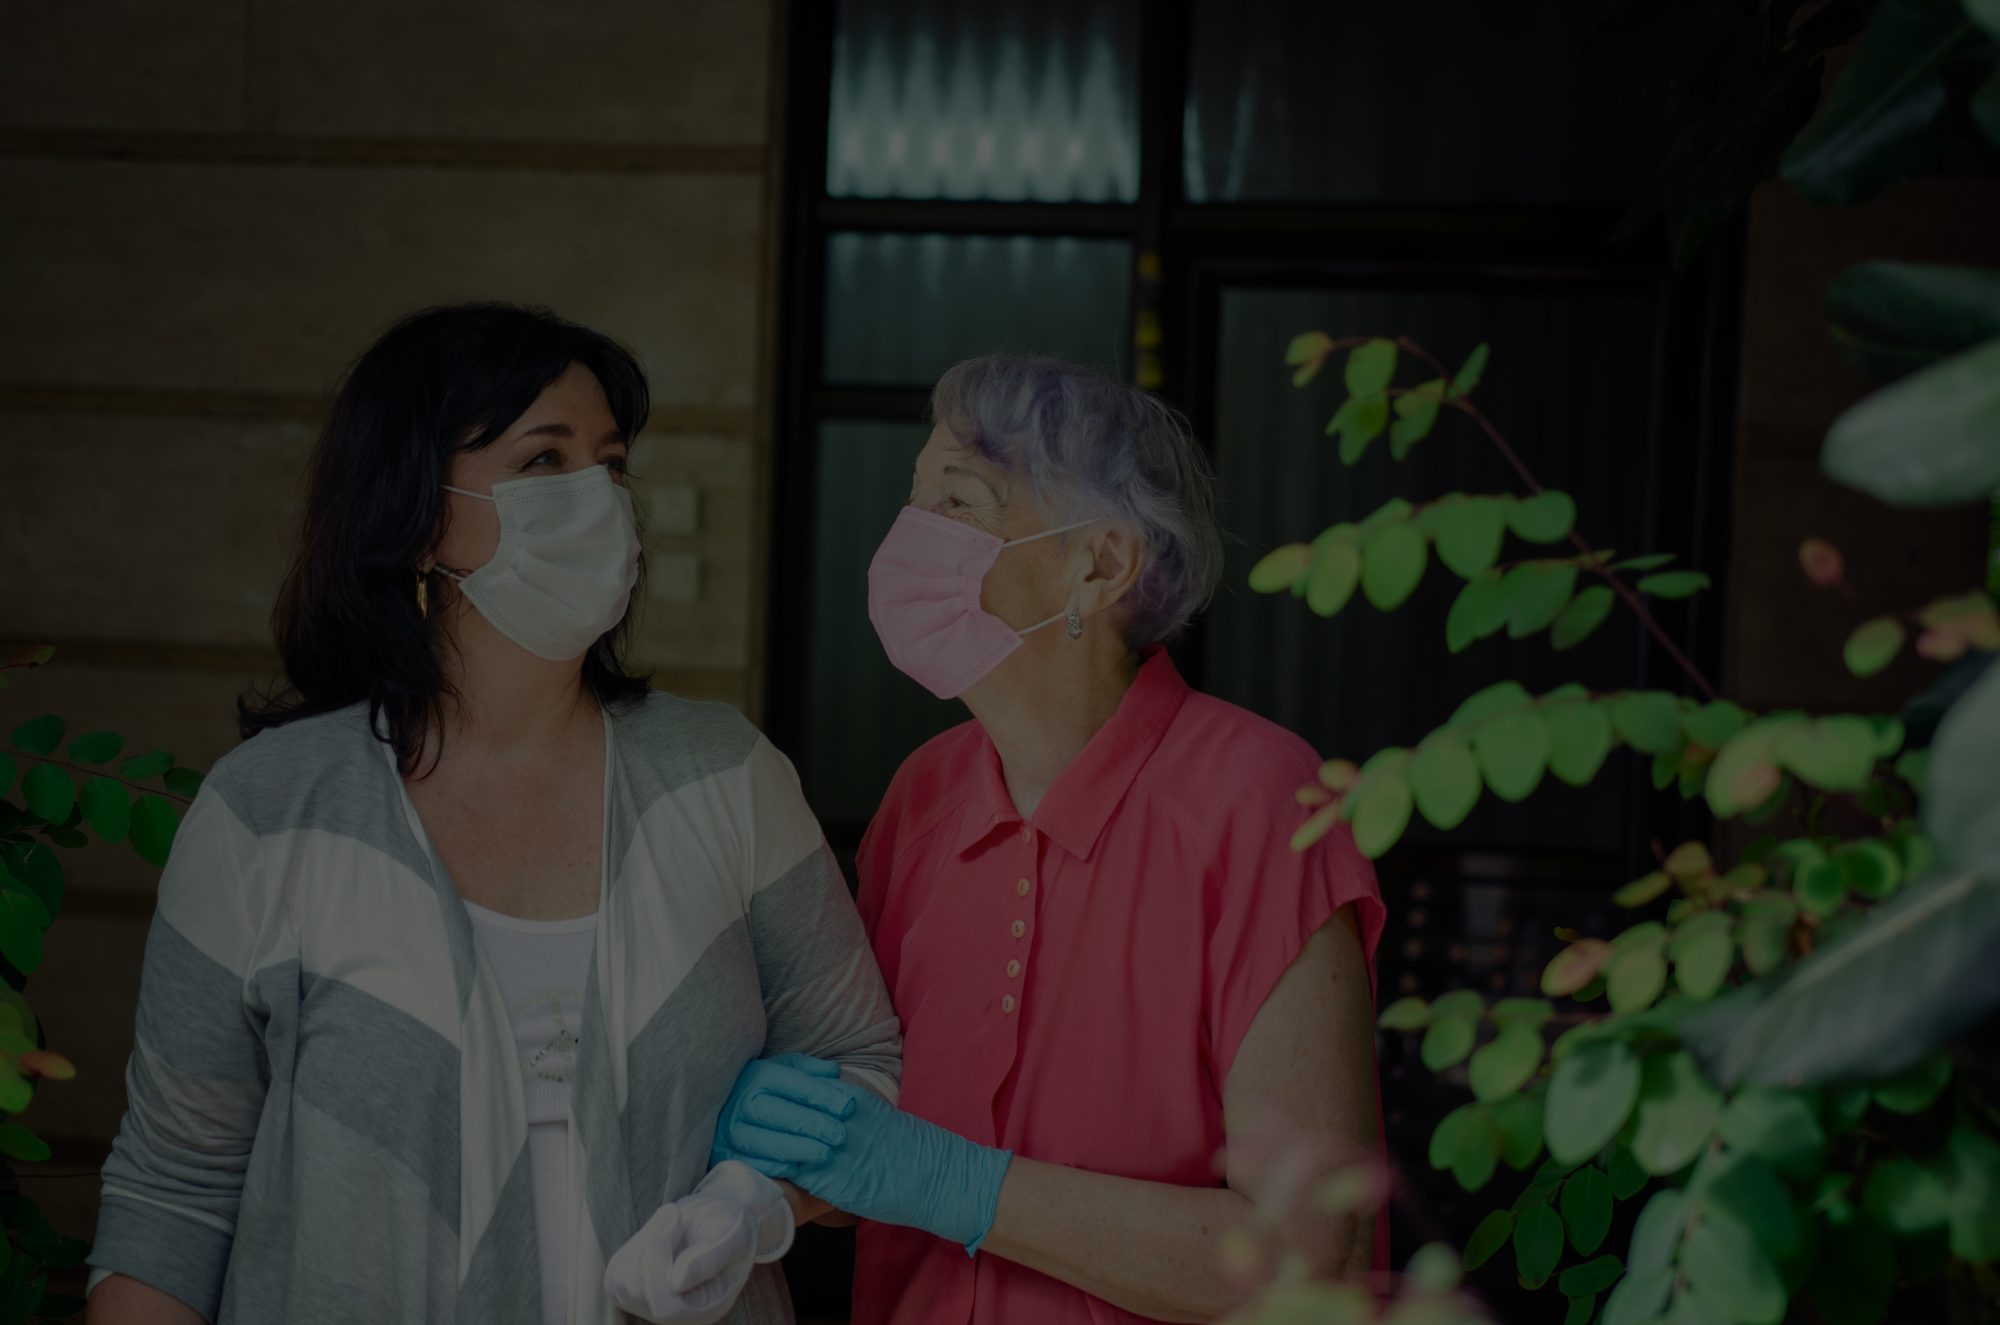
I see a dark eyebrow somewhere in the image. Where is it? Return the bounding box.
[942,463,1003,501]
[515,422,628,446]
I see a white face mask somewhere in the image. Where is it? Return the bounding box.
[442,464,641,662]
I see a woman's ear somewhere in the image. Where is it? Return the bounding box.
[1077,524,1144,617]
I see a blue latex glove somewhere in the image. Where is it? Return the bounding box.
[712,1054,1012,1253]
[710,1053,856,1172]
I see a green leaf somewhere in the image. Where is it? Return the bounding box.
[1681,1213,1786,1325]
[1492,1092,1546,1170]
[0,1125,48,1163]
[1822,335,2000,506]
[1779,0,1970,205]
[1360,521,1428,611]
[1492,997,1554,1028]
[1862,1156,1951,1234]
[1445,570,1509,652]
[1872,1051,1951,1114]
[1612,871,1672,908]
[1558,1252,1622,1297]
[1563,1294,1597,1325]
[1701,1150,1799,1258]
[1453,343,1490,395]
[1611,553,1676,572]
[1669,913,1734,1001]
[1944,1123,2000,1261]
[19,766,73,826]
[1285,331,1334,384]
[1404,1242,1462,1296]
[1776,716,1878,792]
[1605,939,1668,1014]
[1628,1050,1722,1176]
[1545,701,1614,787]
[0,845,62,918]
[1430,1103,1500,1192]
[1547,585,1614,650]
[1462,1209,1513,1271]
[1430,988,1484,1020]
[1629,1187,1687,1275]
[1451,680,1532,728]
[1635,570,1710,599]
[1306,532,1362,618]
[1350,771,1413,860]
[1682,700,1748,750]
[1408,735,1480,831]
[1473,709,1550,803]
[129,794,181,866]
[1506,562,1579,638]
[1433,497,1506,578]
[1514,1201,1564,1289]
[1600,1267,1672,1325]
[1607,1144,1647,1200]
[1508,491,1577,544]
[1248,543,1311,594]
[1378,995,1432,1031]
[79,777,132,843]
[1470,1021,1545,1102]
[1794,855,1848,917]
[1560,1166,1613,1256]
[1612,692,1682,756]
[65,730,124,765]
[1734,893,1797,978]
[1390,394,1441,459]
[1336,393,1391,464]
[1345,338,1397,396]
[6,718,62,758]
[1547,1040,1642,1165]
[1718,1089,1824,1182]
[1926,658,2000,871]
[1421,1014,1478,1072]
[0,888,50,977]
[119,750,174,780]
[1826,261,2000,380]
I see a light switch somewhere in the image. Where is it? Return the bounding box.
[648,483,700,536]
[648,552,701,603]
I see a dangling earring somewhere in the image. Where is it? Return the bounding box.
[1066,607,1083,639]
[415,569,430,621]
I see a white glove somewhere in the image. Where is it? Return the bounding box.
[604,1161,796,1325]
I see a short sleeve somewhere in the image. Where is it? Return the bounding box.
[1204,782,1385,1087]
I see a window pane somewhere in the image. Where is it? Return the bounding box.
[823,231,1131,384]
[800,421,963,825]
[1203,286,1667,855]
[1184,1,1667,204]
[828,0,1140,201]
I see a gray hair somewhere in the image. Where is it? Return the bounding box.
[930,353,1224,650]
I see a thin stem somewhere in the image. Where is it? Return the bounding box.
[1391,335,1721,702]
[11,752,195,808]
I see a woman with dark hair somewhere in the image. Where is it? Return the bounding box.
[85,304,900,1325]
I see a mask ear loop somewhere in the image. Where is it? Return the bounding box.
[1003,517,1102,637]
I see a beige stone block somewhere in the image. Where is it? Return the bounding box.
[0,159,764,409]
[1721,454,1988,714]
[0,412,311,648]
[250,0,772,146]
[14,914,149,1142]
[1736,178,2000,454]
[0,0,243,133]
[627,432,758,672]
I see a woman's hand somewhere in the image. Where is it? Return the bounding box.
[714,1054,1013,1251]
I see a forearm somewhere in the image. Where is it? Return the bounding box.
[86,1274,206,1325]
[978,1158,1257,1325]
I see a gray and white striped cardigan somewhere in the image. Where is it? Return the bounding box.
[89,691,902,1324]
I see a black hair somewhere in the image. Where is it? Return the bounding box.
[239,302,653,773]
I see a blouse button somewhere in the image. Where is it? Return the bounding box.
[1016,878,1031,896]
[1020,825,1035,844]
[1001,994,1017,1015]
[1006,959,1022,979]
[1010,919,1026,939]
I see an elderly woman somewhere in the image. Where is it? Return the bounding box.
[712,354,1386,1324]
[86,303,899,1325]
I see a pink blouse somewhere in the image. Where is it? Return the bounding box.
[853,649,1387,1325]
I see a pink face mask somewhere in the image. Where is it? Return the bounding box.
[867,506,1099,700]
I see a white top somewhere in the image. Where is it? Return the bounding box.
[465,899,599,1325]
